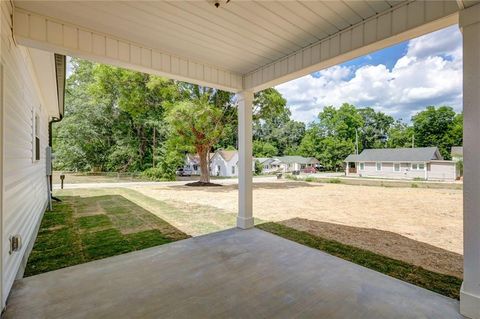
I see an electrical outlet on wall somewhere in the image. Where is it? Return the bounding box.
[9,235,21,254]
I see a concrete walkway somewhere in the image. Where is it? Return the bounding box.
[5,228,463,319]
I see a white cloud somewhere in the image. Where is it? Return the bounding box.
[276,25,462,123]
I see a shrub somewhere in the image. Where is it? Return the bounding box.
[411,183,419,188]
[141,167,175,181]
[305,177,315,182]
[327,178,341,184]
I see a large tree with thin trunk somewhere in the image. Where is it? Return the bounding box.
[166,97,224,183]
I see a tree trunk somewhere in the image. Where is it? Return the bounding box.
[198,146,210,183]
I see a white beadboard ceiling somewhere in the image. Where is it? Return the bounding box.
[13,0,478,91]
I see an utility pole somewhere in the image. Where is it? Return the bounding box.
[152,127,156,167]
[355,128,359,155]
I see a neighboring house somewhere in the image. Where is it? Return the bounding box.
[451,146,463,162]
[0,2,66,308]
[255,157,282,174]
[345,147,456,181]
[210,150,256,177]
[183,153,214,175]
[273,156,320,173]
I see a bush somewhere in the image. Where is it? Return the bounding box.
[327,178,341,184]
[141,167,175,181]
[305,177,315,182]
[411,183,419,188]
[413,177,425,181]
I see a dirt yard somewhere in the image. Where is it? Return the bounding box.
[132,180,463,277]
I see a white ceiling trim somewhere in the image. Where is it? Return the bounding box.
[244,0,460,92]
[12,8,243,93]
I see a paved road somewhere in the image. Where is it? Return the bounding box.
[53,176,278,189]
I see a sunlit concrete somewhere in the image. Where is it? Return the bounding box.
[5,228,462,319]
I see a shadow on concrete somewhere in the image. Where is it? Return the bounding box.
[276,217,463,279]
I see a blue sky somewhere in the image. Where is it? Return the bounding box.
[276,25,462,123]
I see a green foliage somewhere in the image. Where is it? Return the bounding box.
[253,140,278,157]
[457,159,463,177]
[254,160,264,175]
[327,178,342,184]
[412,106,463,159]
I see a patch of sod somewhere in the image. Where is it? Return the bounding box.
[256,222,462,300]
[25,195,189,276]
[81,229,133,260]
[77,214,112,230]
[126,229,173,250]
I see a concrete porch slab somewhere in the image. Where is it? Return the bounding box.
[4,228,463,319]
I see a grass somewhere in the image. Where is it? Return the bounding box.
[25,195,189,276]
[257,222,462,300]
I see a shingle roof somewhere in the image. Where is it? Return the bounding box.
[344,147,442,162]
[215,150,237,162]
[275,156,319,164]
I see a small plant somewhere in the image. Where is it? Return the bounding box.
[411,183,418,188]
[413,177,425,181]
[305,177,315,182]
[327,178,341,184]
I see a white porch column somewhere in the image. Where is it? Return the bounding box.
[237,91,254,229]
[460,4,480,319]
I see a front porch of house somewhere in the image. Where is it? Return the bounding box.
[4,228,462,319]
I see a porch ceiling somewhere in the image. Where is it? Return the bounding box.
[4,228,462,318]
[12,1,477,92]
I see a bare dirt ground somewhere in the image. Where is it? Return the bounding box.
[133,180,463,277]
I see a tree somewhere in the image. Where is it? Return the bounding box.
[412,106,462,159]
[386,121,414,148]
[253,140,278,157]
[358,107,394,150]
[166,98,225,183]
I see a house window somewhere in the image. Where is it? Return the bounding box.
[411,163,425,170]
[359,162,365,170]
[34,114,40,161]
[193,165,198,171]
[376,162,382,171]
[394,163,400,172]
[232,166,235,174]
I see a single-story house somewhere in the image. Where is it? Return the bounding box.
[273,156,320,173]
[210,150,255,177]
[183,153,214,175]
[254,157,282,174]
[345,147,456,181]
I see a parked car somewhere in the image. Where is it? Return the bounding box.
[302,166,317,174]
[176,168,192,176]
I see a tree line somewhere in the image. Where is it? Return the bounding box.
[53,59,463,179]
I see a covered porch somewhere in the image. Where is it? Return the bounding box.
[5,228,462,319]
[6,0,480,318]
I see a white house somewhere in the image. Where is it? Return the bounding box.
[255,157,282,174]
[273,156,320,173]
[0,0,66,309]
[345,147,457,181]
[183,153,214,175]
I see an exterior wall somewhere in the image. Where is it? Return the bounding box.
[210,153,239,177]
[183,158,200,175]
[1,1,50,308]
[427,162,456,181]
[357,162,425,180]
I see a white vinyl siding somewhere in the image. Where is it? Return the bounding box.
[1,1,49,308]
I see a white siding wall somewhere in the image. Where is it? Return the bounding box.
[358,162,426,179]
[1,1,50,308]
[210,153,239,177]
[428,162,456,181]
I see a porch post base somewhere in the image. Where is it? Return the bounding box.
[237,216,254,229]
[461,283,480,319]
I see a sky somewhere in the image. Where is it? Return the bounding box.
[275,25,463,124]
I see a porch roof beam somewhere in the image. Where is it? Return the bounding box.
[244,1,460,92]
[13,8,243,93]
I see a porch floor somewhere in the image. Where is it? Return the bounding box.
[5,228,462,319]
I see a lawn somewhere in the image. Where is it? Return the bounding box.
[25,195,189,277]
[257,222,462,300]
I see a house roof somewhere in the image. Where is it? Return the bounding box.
[275,156,319,165]
[345,147,443,162]
[451,146,463,157]
[186,153,215,164]
[214,150,237,162]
